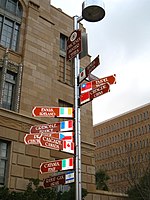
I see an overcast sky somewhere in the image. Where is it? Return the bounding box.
[51,0,150,125]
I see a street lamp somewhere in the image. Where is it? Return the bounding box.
[74,0,105,200]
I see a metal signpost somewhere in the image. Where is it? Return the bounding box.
[25,1,117,199]
[70,1,106,199]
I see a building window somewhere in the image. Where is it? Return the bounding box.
[0,140,9,186]
[0,51,23,112]
[2,71,16,110]
[0,0,22,51]
[59,34,74,86]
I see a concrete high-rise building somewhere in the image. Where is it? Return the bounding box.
[94,103,150,193]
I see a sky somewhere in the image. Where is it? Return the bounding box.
[51,0,150,125]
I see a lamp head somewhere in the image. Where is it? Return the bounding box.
[82,0,105,22]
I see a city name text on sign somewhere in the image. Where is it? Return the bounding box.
[80,83,110,106]
[32,107,74,118]
[66,30,82,61]
[39,136,63,151]
[43,171,75,188]
[40,157,74,174]
[39,135,74,154]
[43,174,65,188]
[40,160,62,174]
[24,133,41,145]
[30,120,74,134]
[24,132,74,145]
[79,55,100,83]
[80,74,116,94]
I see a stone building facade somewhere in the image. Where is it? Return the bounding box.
[0,0,96,194]
[94,103,150,193]
[0,1,129,199]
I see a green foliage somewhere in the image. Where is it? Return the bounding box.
[0,179,88,200]
[60,183,88,200]
[127,172,150,200]
[95,169,110,191]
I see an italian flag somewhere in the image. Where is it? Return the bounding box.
[61,157,74,171]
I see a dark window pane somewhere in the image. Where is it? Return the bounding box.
[0,141,8,185]
[2,71,16,110]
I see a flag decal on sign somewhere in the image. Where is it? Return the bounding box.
[81,82,92,93]
[62,158,74,171]
[62,141,74,154]
[60,120,73,131]
[59,107,73,118]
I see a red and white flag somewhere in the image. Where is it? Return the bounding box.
[59,132,74,142]
[62,141,74,154]
[80,82,92,93]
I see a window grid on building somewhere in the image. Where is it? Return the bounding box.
[0,140,9,186]
[59,34,74,86]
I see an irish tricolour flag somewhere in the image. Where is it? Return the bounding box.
[59,107,73,118]
[61,157,74,171]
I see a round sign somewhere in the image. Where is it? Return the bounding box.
[70,31,77,42]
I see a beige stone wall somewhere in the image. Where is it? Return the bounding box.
[0,0,96,195]
[85,190,128,200]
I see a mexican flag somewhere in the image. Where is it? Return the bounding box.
[61,157,74,171]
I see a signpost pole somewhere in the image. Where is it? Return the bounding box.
[73,1,105,200]
[74,15,81,200]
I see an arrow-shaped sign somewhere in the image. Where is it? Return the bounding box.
[79,55,100,83]
[30,120,74,134]
[24,132,74,145]
[40,157,74,174]
[39,135,74,154]
[32,107,74,118]
[80,74,116,94]
[39,135,63,151]
[80,83,110,106]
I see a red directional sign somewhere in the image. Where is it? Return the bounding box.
[24,132,74,146]
[24,133,41,145]
[43,174,65,188]
[66,30,82,61]
[39,135,63,151]
[40,157,74,174]
[40,160,62,174]
[39,135,74,154]
[32,107,74,118]
[79,55,100,83]
[80,83,110,106]
[30,120,73,134]
[80,74,116,94]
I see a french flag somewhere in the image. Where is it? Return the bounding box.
[62,141,74,154]
[60,120,73,131]
[80,82,92,94]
